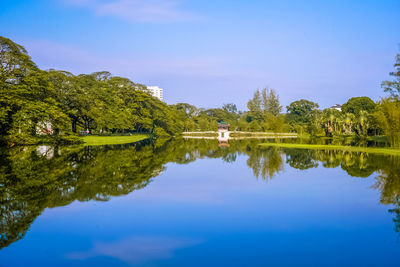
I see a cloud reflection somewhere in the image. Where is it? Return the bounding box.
[67,236,201,265]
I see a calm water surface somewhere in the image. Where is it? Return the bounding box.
[0,138,399,266]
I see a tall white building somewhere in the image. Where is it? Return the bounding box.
[146,86,164,101]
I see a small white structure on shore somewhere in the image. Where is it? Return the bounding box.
[218,122,230,143]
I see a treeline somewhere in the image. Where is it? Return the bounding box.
[0,36,183,145]
[173,89,286,134]
[285,96,400,146]
[174,53,400,147]
[1,36,400,146]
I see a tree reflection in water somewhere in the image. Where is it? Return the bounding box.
[281,147,400,236]
[1,138,400,249]
[247,146,283,180]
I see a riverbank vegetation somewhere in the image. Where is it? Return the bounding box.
[171,54,400,148]
[0,37,182,145]
[1,36,399,147]
[259,143,400,156]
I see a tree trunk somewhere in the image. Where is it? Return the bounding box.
[72,118,77,133]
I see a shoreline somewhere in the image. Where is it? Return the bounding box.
[81,135,150,146]
[259,142,400,156]
[2,134,151,147]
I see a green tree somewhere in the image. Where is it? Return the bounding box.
[382,53,400,98]
[356,110,370,137]
[342,113,356,134]
[0,37,73,144]
[286,99,319,124]
[262,88,282,116]
[374,98,400,147]
[321,108,342,136]
[0,36,37,137]
[222,103,238,114]
[247,89,263,122]
[342,97,376,115]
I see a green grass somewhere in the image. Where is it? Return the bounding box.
[81,135,149,146]
[259,142,400,156]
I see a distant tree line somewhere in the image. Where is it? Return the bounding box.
[1,36,399,146]
[174,53,400,148]
[282,58,400,147]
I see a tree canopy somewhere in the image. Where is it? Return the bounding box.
[382,53,400,98]
[286,99,319,124]
[342,96,376,115]
[1,36,400,147]
[0,37,186,144]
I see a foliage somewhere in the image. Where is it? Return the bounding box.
[259,142,400,156]
[341,96,376,115]
[1,36,400,146]
[170,102,239,132]
[0,37,183,144]
[262,88,282,116]
[245,88,287,132]
[374,98,400,147]
[286,99,319,124]
[382,53,400,98]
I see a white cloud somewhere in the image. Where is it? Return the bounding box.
[62,0,200,23]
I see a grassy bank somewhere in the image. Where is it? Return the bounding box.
[81,135,149,146]
[259,142,400,156]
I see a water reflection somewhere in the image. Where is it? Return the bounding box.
[67,236,201,265]
[281,147,400,236]
[1,138,400,250]
[247,146,283,180]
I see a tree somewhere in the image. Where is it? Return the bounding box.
[342,113,356,135]
[262,88,282,116]
[356,110,370,137]
[374,98,400,147]
[0,36,37,136]
[382,53,400,98]
[342,97,376,115]
[0,37,73,143]
[264,113,288,133]
[286,99,319,124]
[222,103,237,114]
[321,108,342,136]
[247,89,263,121]
[173,103,199,118]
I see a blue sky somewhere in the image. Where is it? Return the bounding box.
[1,0,399,109]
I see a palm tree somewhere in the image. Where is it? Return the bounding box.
[357,110,369,137]
[343,113,355,135]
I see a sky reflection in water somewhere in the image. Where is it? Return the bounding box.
[0,138,399,266]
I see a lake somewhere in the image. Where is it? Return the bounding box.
[0,138,399,266]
